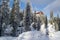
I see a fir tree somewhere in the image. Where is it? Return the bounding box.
[36,17,41,31]
[24,1,32,31]
[32,11,37,30]
[1,0,10,25]
[10,7,18,37]
[0,4,3,36]
[10,0,20,37]
[0,0,10,36]
[45,16,48,35]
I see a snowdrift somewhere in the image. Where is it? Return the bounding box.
[50,31,60,40]
[17,31,49,40]
[0,31,60,40]
[0,37,17,40]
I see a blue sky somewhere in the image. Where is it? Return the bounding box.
[9,0,60,18]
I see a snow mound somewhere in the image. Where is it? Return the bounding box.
[0,37,17,40]
[18,31,49,40]
[0,31,60,40]
[40,24,46,34]
[48,23,56,37]
[50,31,60,40]
[30,22,35,31]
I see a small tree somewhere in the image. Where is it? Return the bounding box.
[10,8,18,36]
[10,0,20,37]
[36,17,41,31]
[0,15,3,36]
[45,16,48,35]
[24,2,32,31]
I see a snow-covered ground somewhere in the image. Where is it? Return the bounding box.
[0,31,60,40]
[17,31,49,40]
[0,23,60,40]
[50,31,60,40]
[0,37,17,40]
[48,23,56,37]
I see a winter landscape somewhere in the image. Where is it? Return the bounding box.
[0,0,60,40]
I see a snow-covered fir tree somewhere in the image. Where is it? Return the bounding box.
[0,4,3,36]
[36,17,41,31]
[32,11,37,30]
[1,0,10,36]
[45,16,48,35]
[10,0,20,37]
[24,1,32,31]
[50,11,54,25]
[57,13,60,30]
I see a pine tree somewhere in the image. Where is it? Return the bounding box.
[36,17,41,31]
[0,4,3,36]
[33,11,37,22]
[0,16,3,36]
[13,0,20,23]
[56,13,59,30]
[1,0,10,25]
[50,11,53,20]
[45,16,47,28]
[10,0,20,37]
[24,1,32,31]
[50,11,53,24]
[10,8,18,37]
[1,0,10,36]
[32,11,37,30]
[45,16,48,35]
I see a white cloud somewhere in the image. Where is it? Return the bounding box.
[21,0,55,5]
[20,0,55,9]
[43,0,60,12]
[31,0,55,5]
[42,0,60,17]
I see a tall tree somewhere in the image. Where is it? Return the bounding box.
[45,16,48,35]
[0,4,3,36]
[1,0,10,25]
[10,0,20,37]
[36,17,41,31]
[50,11,54,24]
[32,11,37,30]
[24,1,32,31]
[1,0,10,36]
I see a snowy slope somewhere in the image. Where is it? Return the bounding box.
[17,31,49,40]
[0,31,60,40]
[48,23,56,37]
[50,31,60,40]
[18,31,60,40]
[0,37,17,40]
[0,23,60,40]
